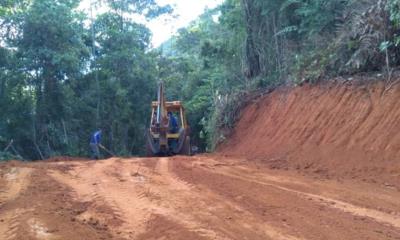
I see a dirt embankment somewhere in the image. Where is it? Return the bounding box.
[219,81,400,186]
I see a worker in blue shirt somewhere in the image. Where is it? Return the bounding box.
[168,112,179,133]
[90,129,102,159]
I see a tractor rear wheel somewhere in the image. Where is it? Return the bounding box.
[180,136,191,156]
[146,142,155,157]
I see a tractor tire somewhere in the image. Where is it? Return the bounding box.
[146,142,154,157]
[180,136,191,156]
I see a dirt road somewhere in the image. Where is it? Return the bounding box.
[0,156,399,240]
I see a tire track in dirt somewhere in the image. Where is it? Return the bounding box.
[155,157,303,240]
[213,163,400,229]
[0,162,119,240]
[49,158,303,240]
[27,217,56,240]
[144,158,227,239]
[0,167,32,205]
[50,159,198,239]
[49,160,128,237]
[210,159,400,212]
[172,157,400,240]
[0,199,55,240]
[50,159,181,239]
[0,167,35,240]
[0,209,29,240]
[101,158,227,239]
[0,167,57,240]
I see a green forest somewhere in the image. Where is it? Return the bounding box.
[1,0,400,160]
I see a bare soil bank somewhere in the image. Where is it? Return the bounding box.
[219,81,400,187]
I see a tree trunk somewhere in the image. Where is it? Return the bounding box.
[241,0,261,79]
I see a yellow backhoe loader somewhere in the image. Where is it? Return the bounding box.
[146,81,191,156]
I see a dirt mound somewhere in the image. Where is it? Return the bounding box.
[219,81,400,186]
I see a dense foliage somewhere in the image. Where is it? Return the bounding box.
[1,0,399,159]
[0,0,170,159]
[160,0,400,150]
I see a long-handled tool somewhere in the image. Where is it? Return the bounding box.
[99,144,114,157]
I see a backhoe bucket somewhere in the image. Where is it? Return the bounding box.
[146,128,191,156]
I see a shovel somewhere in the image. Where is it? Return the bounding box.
[99,144,115,157]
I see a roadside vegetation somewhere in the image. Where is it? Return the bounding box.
[1,0,400,159]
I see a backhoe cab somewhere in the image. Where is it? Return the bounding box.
[146,81,191,156]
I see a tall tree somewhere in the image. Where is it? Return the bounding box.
[92,12,157,154]
[17,0,89,158]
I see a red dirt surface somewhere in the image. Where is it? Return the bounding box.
[0,157,399,240]
[219,81,400,188]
